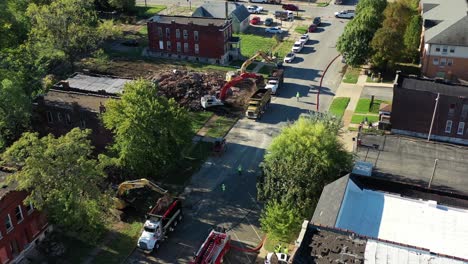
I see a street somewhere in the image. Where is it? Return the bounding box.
[127,1,352,263]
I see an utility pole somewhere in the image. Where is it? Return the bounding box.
[427,93,440,141]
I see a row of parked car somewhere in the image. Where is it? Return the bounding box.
[284,34,310,63]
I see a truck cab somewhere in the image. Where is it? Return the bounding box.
[137,220,162,251]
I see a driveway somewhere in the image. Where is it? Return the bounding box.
[126,2,350,264]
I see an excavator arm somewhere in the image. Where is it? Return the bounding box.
[239,51,276,74]
[115,178,168,210]
[219,72,261,100]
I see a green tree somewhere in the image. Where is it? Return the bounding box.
[404,14,422,63]
[102,79,192,178]
[0,79,31,151]
[258,114,353,218]
[260,200,302,241]
[26,0,115,71]
[95,0,135,12]
[2,129,110,242]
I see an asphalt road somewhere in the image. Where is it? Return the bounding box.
[126,1,354,263]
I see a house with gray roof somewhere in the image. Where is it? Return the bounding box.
[420,0,468,81]
[192,2,250,33]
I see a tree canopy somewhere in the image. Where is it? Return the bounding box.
[2,129,110,242]
[102,79,192,178]
[260,200,302,241]
[258,114,353,219]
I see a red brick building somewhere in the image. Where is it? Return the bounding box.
[0,169,50,264]
[391,73,468,145]
[147,15,240,65]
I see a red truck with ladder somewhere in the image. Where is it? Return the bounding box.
[190,228,231,264]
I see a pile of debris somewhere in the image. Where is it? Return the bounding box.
[155,70,225,111]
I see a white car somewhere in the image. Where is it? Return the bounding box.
[335,10,355,19]
[247,5,263,13]
[284,52,296,63]
[265,27,283,34]
[250,0,267,3]
[265,253,289,264]
[299,34,309,45]
[265,79,279,94]
[292,40,304,53]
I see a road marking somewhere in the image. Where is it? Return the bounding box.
[231,230,254,264]
[246,216,263,242]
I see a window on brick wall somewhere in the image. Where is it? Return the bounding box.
[47,111,53,123]
[166,41,171,50]
[461,104,468,119]
[184,43,189,53]
[194,43,199,54]
[159,40,164,50]
[442,46,448,53]
[5,215,13,233]
[165,28,170,38]
[449,47,455,53]
[26,203,34,214]
[194,31,199,41]
[66,114,71,125]
[435,46,440,52]
[15,206,23,223]
[176,29,180,39]
[457,122,465,135]
[183,30,188,40]
[448,104,455,115]
[177,42,181,52]
[440,58,446,66]
[447,59,453,66]
[57,112,63,122]
[158,27,162,38]
[445,120,453,133]
[433,58,439,65]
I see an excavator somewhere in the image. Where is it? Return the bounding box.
[114,178,168,210]
[201,51,277,109]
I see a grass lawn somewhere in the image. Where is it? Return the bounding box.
[295,26,308,34]
[274,40,295,59]
[236,34,277,58]
[205,116,238,138]
[351,114,379,124]
[135,5,166,19]
[342,67,360,84]
[264,236,295,254]
[93,221,142,264]
[328,97,350,118]
[317,2,329,7]
[354,98,390,114]
[189,111,213,134]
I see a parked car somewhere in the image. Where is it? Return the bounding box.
[265,27,283,34]
[312,17,321,26]
[250,16,261,24]
[282,4,299,11]
[274,10,294,21]
[265,18,274,26]
[250,5,264,12]
[335,0,343,4]
[334,10,355,19]
[299,34,309,45]
[308,24,317,32]
[284,52,296,63]
[265,79,279,94]
[292,41,304,53]
[250,0,268,3]
[247,6,262,14]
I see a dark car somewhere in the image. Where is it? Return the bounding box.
[308,24,317,32]
[282,4,299,11]
[313,17,321,26]
[265,18,274,26]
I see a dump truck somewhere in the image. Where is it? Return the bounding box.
[266,69,284,95]
[246,88,272,120]
[137,197,183,253]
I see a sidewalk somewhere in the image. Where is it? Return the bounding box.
[334,74,367,128]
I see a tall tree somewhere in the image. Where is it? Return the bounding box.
[0,79,31,151]
[26,0,115,71]
[257,114,353,218]
[2,129,110,242]
[260,200,302,241]
[404,14,422,63]
[102,79,192,178]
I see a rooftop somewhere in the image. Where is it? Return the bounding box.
[43,90,116,113]
[395,74,468,97]
[148,15,230,27]
[53,73,131,95]
[192,2,250,22]
[356,134,468,195]
[335,179,468,260]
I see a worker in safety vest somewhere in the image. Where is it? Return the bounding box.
[237,165,242,176]
[296,92,300,102]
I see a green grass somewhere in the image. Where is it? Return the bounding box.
[351,114,379,124]
[93,221,142,264]
[295,26,308,34]
[354,98,390,114]
[317,2,330,7]
[329,97,350,118]
[189,111,213,134]
[235,34,277,58]
[134,5,166,19]
[274,40,295,59]
[205,116,238,138]
[342,67,360,84]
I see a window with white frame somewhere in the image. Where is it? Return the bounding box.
[184,43,189,53]
[445,120,453,133]
[177,42,181,52]
[15,206,23,223]
[176,29,180,39]
[435,46,440,52]
[442,46,448,53]
[447,59,453,66]
[457,122,465,135]
[449,47,455,53]
[46,111,53,123]
[157,27,162,38]
[159,40,164,50]
[433,58,439,65]
[0,231,2,240]
[194,43,199,54]
[194,31,199,41]
[166,41,171,50]
[5,215,12,233]
[183,30,188,40]
[26,203,33,214]
[165,28,170,38]
[440,58,446,66]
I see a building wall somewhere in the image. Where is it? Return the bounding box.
[0,191,48,264]
[391,86,468,144]
[147,20,232,64]
[422,44,468,80]
[238,17,250,33]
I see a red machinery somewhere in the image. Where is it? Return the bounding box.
[190,229,231,264]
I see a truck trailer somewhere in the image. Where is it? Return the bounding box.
[245,88,272,120]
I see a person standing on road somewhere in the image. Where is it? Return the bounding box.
[296,91,300,102]
[237,165,242,176]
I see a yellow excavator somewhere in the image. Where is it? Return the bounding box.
[225,50,277,81]
[114,178,168,210]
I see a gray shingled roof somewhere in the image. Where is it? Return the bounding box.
[421,0,468,46]
[192,2,250,22]
[311,175,350,226]
[400,77,468,97]
[54,73,131,95]
[149,15,229,27]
